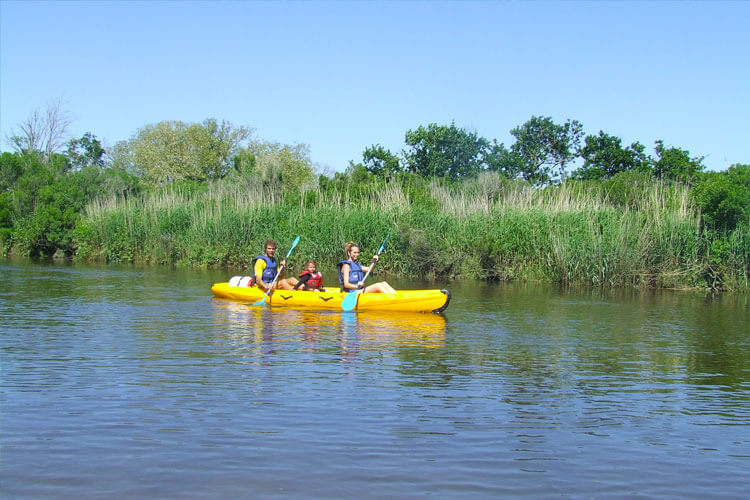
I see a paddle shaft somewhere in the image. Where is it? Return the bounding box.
[357,259,377,289]
[261,262,286,292]
[355,232,390,290]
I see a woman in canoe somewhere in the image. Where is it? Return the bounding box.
[294,259,324,292]
[252,239,298,291]
[338,241,396,294]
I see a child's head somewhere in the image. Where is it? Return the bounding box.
[305,259,317,272]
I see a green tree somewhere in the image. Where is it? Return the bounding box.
[186,119,251,179]
[66,132,106,170]
[30,166,112,256]
[1,152,35,248]
[574,131,648,180]
[4,152,72,256]
[0,191,12,248]
[403,122,488,180]
[0,152,25,191]
[98,166,142,200]
[346,161,374,184]
[108,139,136,173]
[509,116,583,185]
[11,153,65,218]
[0,150,133,257]
[362,144,402,179]
[114,119,252,184]
[692,164,750,230]
[483,140,524,179]
[651,140,704,183]
[234,140,316,192]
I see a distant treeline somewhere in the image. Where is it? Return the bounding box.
[2,105,749,291]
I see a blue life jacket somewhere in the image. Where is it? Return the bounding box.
[337,260,364,290]
[252,255,278,284]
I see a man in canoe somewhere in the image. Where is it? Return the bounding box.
[252,239,298,291]
[338,242,396,294]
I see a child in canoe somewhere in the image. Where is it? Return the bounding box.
[294,259,324,292]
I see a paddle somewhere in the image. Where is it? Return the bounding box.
[341,232,390,312]
[252,235,301,307]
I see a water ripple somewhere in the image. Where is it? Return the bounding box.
[2,262,749,498]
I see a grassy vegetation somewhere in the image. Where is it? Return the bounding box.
[74,171,750,291]
[5,116,747,291]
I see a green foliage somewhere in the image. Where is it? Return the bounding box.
[0,150,138,258]
[397,172,438,209]
[403,122,488,179]
[113,118,252,184]
[147,179,208,199]
[346,162,374,185]
[231,139,316,192]
[483,140,523,180]
[574,131,649,180]
[599,170,657,209]
[459,171,517,209]
[357,117,710,191]
[108,139,136,174]
[66,132,106,170]
[231,149,256,176]
[693,164,750,230]
[98,166,142,199]
[362,144,402,179]
[6,153,58,220]
[651,140,704,183]
[509,116,583,185]
[15,172,74,256]
[75,170,734,290]
[0,191,13,251]
[4,109,749,291]
[1,152,25,190]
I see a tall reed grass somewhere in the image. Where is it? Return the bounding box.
[75,172,749,290]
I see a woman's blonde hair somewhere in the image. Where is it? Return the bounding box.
[344,241,359,257]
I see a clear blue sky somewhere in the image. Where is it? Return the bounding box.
[1,0,748,173]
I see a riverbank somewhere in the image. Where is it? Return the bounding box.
[73,174,749,291]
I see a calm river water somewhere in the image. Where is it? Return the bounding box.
[1,259,749,498]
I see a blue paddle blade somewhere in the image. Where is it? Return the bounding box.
[378,232,390,254]
[287,235,301,257]
[253,283,274,306]
[341,290,358,311]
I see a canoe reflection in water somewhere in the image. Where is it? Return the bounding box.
[212,301,446,357]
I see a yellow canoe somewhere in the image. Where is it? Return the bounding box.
[210,282,451,313]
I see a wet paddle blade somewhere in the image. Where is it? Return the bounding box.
[341,290,359,311]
